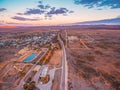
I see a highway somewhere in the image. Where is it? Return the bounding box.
[58,34,68,90]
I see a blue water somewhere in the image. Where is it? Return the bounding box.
[23,53,37,62]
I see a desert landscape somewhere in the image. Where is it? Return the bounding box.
[66,29,120,90]
[0,26,120,90]
[0,0,120,90]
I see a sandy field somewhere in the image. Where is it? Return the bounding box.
[49,50,62,68]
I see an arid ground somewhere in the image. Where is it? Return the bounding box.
[67,29,120,90]
[0,25,120,90]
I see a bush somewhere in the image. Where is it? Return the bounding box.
[82,73,91,79]
[29,81,35,90]
[23,84,28,90]
[26,77,32,83]
[102,72,120,90]
[114,48,120,54]
[86,55,95,61]
[23,81,36,90]
[19,71,26,77]
[95,50,103,55]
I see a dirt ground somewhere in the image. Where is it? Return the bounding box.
[0,47,35,90]
[0,47,21,71]
[67,30,120,90]
[49,50,62,68]
[0,62,32,90]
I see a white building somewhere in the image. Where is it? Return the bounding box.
[40,67,48,78]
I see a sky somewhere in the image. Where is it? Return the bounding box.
[0,0,120,26]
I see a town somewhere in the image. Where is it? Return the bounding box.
[0,30,66,90]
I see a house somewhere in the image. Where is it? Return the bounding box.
[40,67,48,78]
[68,36,79,43]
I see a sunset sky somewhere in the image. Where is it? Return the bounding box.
[0,0,120,26]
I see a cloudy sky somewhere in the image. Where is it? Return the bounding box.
[0,0,120,26]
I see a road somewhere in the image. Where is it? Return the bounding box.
[65,30,68,48]
[32,65,44,83]
[58,34,68,90]
[80,39,89,49]
[15,49,48,90]
[36,65,56,90]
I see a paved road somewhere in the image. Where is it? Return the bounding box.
[32,65,44,83]
[15,49,48,90]
[58,34,68,90]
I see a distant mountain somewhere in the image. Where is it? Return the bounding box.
[73,17,120,25]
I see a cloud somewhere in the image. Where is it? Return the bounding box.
[13,1,74,21]
[12,16,39,21]
[38,4,51,9]
[74,0,120,9]
[0,8,6,12]
[0,22,4,25]
[24,8,45,15]
[18,1,74,19]
[0,20,4,23]
[7,22,23,24]
[17,13,23,15]
[6,22,32,26]
[38,1,42,4]
[47,7,73,15]
[47,7,69,15]
[117,15,120,18]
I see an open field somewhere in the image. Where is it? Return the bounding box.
[67,29,120,90]
[49,50,62,68]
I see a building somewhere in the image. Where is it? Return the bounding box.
[40,67,48,78]
[33,65,41,72]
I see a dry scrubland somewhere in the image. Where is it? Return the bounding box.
[67,29,120,90]
[0,25,120,90]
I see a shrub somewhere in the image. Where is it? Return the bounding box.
[102,72,120,90]
[23,84,28,90]
[19,71,26,77]
[95,50,103,55]
[86,55,95,61]
[23,81,36,90]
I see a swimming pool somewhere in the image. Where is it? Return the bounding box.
[23,53,37,62]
